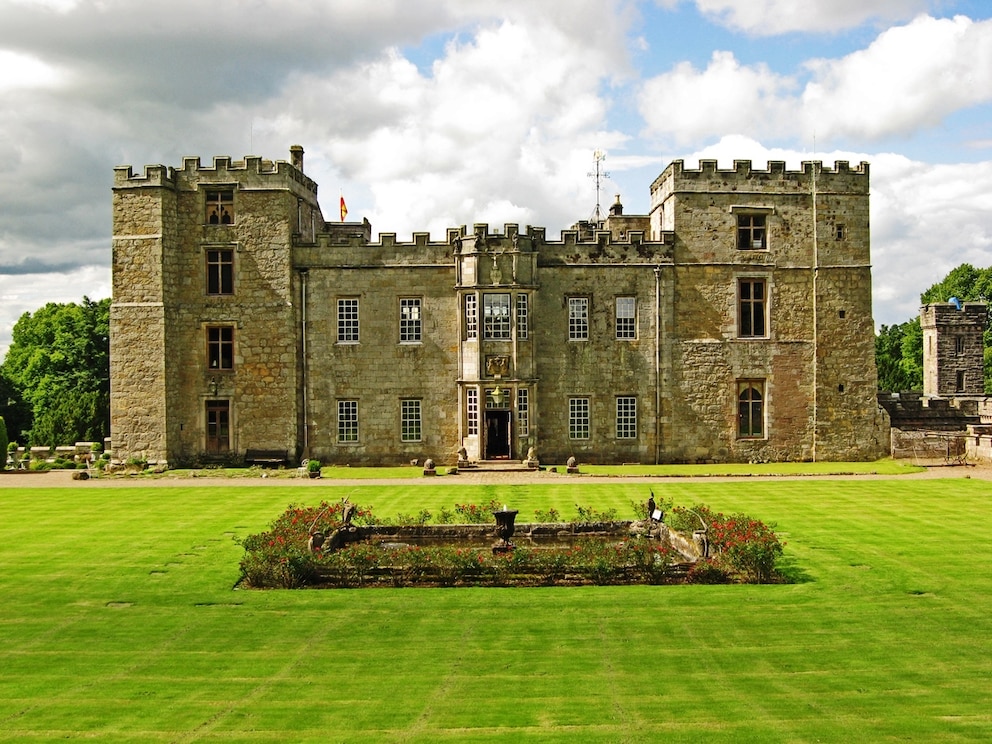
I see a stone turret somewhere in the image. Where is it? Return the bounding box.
[921,301,987,397]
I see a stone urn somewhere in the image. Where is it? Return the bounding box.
[493,507,519,554]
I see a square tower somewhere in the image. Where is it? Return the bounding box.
[921,301,987,397]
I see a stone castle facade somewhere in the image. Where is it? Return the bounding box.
[110,147,889,466]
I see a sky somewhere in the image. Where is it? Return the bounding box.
[1,0,991,357]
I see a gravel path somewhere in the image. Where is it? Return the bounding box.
[3,460,991,488]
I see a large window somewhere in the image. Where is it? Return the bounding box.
[465,294,478,339]
[568,297,589,340]
[738,279,767,338]
[337,298,359,343]
[569,397,590,439]
[616,396,637,439]
[337,400,359,442]
[467,388,479,436]
[483,293,511,339]
[401,399,422,442]
[205,248,234,295]
[737,381,764,438]
[616,297,636,340]
[517,388,529,437]
[205,190,234,225]
[206,325,234,370]
[399,298,422,343]
[737,213,766,250]
[516,294,529,340]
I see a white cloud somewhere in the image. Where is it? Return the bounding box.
[802,15,992,140]
[252,16,631,239]
[639,15,992,148]
[638,51,797,145]
[688,0,930,35]
[0,50,63,91]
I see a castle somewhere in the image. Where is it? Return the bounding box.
[109,147,890,466]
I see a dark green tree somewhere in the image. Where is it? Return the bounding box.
[875,321,920,392]
[0,297,111,445]
[0,369,31,442]
[0,415,8,469]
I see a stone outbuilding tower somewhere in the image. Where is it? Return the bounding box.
[921,301,987,397]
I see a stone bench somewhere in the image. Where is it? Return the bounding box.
[244,449,289,468]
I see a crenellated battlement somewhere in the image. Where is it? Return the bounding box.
[651,159,869,198]
[114,152,317,194]
[113,163,176,189]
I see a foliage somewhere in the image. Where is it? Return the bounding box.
[574,504,619,522]
[670,504,784,583]
[533,507,561,522]
[875,321,922,392]
[0,416,7,469]
[307,459,322,473]
[0,297,111,444]
[453,498,503,523]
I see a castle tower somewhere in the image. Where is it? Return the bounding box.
[921,301,987,397]
[111,149,319,465]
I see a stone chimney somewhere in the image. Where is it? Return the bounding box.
[290,145,304,172]
[609,194,623,216]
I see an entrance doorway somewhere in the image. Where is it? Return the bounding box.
[205,400,230,455]
[484,410,511,459]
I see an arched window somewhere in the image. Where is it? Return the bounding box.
[738,382,764,438]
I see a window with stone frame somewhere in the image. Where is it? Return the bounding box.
[205,190,234,225]
[401,399,422,442]
[337,399,359,442]
[568,297,589,340]
[337,298,359,343]
[569,397,590,439]
[467,388,479,436]
[737,213,766,250]
[517,388,529,437]
[206,325,234,370]
[516,294,529,340]
[955,336,966,355]
[737,380,765,438]
[399,298,422,343]
[956,370,967,392]
[483,293,511,339]
[616,297,636,340]
[464,294,478,339]
[738,278,767,338]
[616,396,637,438]
[205,248,234,295]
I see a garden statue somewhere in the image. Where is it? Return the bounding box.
[566,456,578,474]
[526,445,539,469]
[492,505,519,554]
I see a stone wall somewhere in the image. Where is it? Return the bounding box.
[110,152,888,466]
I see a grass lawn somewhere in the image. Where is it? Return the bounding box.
[1,477,990,741]
[145,458,924,481]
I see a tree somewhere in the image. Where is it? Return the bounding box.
[0,297,111,445]
[875,321,920,392]
[0,415,8,469]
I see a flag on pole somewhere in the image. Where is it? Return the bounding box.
[340,195,348,222]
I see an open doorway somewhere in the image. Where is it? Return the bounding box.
[484,410,511,459]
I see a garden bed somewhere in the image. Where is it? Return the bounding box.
[238,499,786,589]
